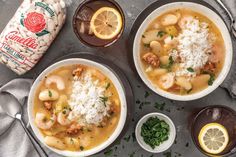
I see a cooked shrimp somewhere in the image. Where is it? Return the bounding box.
[72,66,84,77]
[164,36,178,47]
[209,45,224,63]
[66,123,82,135]
[178,15,194,29]
[45,75,65,91]
[43,101,53,110]
[35,113,56,130]
[57,110,72,126]
[158,73,175,89]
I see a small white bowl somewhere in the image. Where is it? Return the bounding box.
[28,58,127,157]
[135,113,176,153]
[133,2,233,101]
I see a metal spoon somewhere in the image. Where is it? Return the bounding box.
[0,92,48,157]
[216,0,236,38]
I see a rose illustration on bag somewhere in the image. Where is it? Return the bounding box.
[20,12,49,37]
[24,12,46,33]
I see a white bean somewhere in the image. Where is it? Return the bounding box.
[44,136,66,150]
[161,14,178,26]
[142,30,165,44]
[39,89,59,101]
[150,41,162,55]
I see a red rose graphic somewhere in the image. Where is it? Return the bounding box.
[24,12,46,33]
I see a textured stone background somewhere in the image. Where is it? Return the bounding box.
[0,0,235,157]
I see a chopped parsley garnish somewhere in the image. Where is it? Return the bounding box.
[144,43,150,47]
[105,83,111,90]
[136,99,141,104]
[144,91,150,98]
[104,149,113,156]
[157,31,167,37]
[100,96,108,106]
[160,56,174,71]
[202,71,215,86]
[48,90,52,97]
[185,142,189,147]
[175,152,182,156]
[62,110,67,114]
[187,88,192,94]
[163,151,171,157]
[187,67,194,72]
[139,101,151,109]
[170,35,174,40]
[80,146,84,151]
[154,102,165,111]
[208,74,215,86]
[141,117,170,149]
[129,152,135,157]
[124,135,131,142]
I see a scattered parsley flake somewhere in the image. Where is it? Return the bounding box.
[185,142,189,147]
[154,102,165,111]
[129,152,135,157]
[144,91,150,98]
[105,83,111,90]
[48,90,52,97]
[157,31,167,37]
[104,149,113,156]
[163,151,171,157]
[160,56,174,71]
[80,146,84,151]
[144,43,150,48]
[187,67,194,72]
[124,135,131,142]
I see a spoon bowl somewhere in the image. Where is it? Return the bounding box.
[0,92,22,118]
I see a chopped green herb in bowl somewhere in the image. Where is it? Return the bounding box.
[135,113,176,153]
[141,116,170,149]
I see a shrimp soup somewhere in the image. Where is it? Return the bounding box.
[140,9,225,95]
[33,64,121,151]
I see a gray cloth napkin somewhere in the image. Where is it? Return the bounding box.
[219,0,236,98]
[0,79,65,157]
[0,78,39,157]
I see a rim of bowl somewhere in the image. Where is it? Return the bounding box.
[133,1,233,101]
[135,112,176,153]
[27,58,127,157]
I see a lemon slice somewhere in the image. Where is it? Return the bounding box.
[90,7,123,40]
[198,123,229,155]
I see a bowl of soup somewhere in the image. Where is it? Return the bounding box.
[133,2,233,101]
[28,58,127,156]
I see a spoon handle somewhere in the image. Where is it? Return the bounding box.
[216,0,235,23]
[16,114,48,157]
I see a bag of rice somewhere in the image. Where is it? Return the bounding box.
[0,0,70,75]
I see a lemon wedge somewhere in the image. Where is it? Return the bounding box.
[90,7,123,40]
[198,123,229,155]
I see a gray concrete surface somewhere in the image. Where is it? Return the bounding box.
[0,0,236,157]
